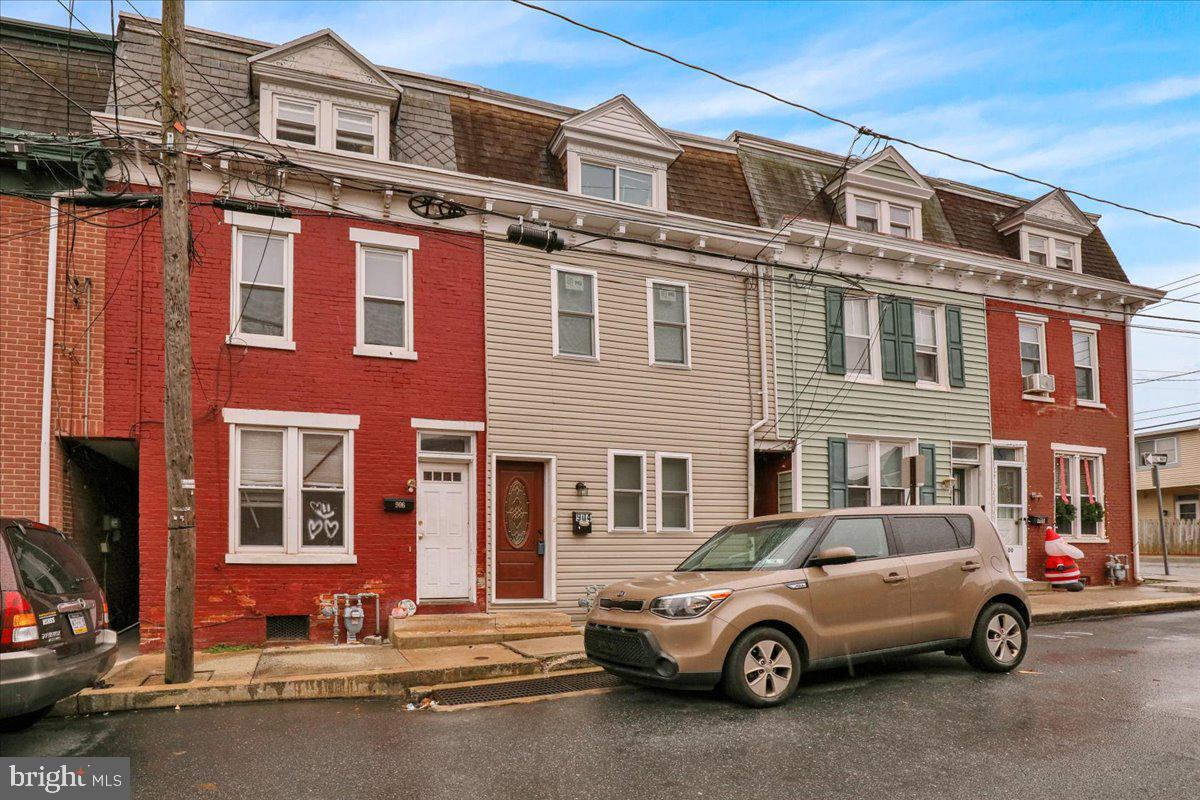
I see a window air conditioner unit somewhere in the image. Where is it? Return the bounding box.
[1023,373,1055,395]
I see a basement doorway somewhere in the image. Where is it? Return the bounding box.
[63,438,139,646]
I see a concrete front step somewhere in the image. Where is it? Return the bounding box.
[390,611,576,650]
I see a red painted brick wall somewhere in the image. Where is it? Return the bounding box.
[1,196,106,531]
[986,299,1134,585]
[102,198,487,650]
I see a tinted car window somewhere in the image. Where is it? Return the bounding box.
[819,517,889,560]
[891,516,961,555]
[5,524,93,595]
[948,515,975,547]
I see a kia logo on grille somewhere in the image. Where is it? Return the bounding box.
[616,591,626,597]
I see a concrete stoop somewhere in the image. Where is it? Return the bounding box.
[389,611,576,650]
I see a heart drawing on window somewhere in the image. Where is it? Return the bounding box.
[307,500,340,541]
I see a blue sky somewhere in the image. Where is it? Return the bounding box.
[10,0,1200,423]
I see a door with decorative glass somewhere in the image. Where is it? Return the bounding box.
[495,461,546,599]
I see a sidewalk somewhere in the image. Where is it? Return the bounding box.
[55,583,1200,717]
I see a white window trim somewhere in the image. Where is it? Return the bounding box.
[646,279,691,368]
[846,436,918,506]
[551,265,601,360]
[913,302,949,391]
[1053,447,1107,541]
[1017,315,1049,401]
[350,228,419,360]
[262,88,389,162]
[654,452,693,532]
[845,190,924,241]
[1176,497,1198,519]
[564,151,667,210]
[842,294,882,384]
[607,449,647,533]
[226,213,299,351]
[410,418,485,433]
[225,416,357,564]
[1136,435,1179,470]
[1069,322,1102,408]
[1019,228,1081,273]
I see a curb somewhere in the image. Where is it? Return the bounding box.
[52,652,591,718]
[1031,595,1200,623]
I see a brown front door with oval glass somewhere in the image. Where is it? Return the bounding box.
[496,460,546,599]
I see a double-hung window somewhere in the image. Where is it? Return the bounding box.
[1027,235,1049,266]
[656,453,692,531]
[1055,241,1076,270]
[351,228,418,359]
[1071,326,1099,403]
[581,162,654,207]
[552,266,599,358]
[889,205,914,238]
[854,199,879,233]
[1054,450,1105,538]
[1023,232,1079,272]
[844,439,910,508]
[275,98,318,146]
[226,409,358,564]
[1018,320,1045,376]
[914,305,939,384]
[843,296,873,378]
[1136,436,1178,469]
[334,107,376,155]
[609,451,646,531]
[849,197,918,239]
[227,211,299,350]
[648,280,690,366]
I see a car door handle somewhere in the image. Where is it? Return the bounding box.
[961,561,982,572]
[883,573,907,584]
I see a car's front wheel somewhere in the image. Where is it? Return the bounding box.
[964,602,1028,672]
[721,626,801,708]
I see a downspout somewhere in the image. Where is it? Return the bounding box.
[1125,311,1140,582]
[38,193,67,523]
[747,266,771,517]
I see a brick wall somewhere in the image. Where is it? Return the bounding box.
[987,299,1134,584]
[102,198,487,650]
[0,195,106,531]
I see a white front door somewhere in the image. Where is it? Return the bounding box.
[417,463,471,600]
[994,463,1027,579]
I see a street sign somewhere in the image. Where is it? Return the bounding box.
[1143,452,1169,466]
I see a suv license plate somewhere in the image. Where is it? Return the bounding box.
[68,611,89,635]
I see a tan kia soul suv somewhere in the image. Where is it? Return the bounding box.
[584,506,1030,707]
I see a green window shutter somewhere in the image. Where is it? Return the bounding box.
[825,287,845,375]
[828,437,848,508]
[879,297,900,380]
[896,298,917,383]
[919,443,937,505]
[946,306,965,388]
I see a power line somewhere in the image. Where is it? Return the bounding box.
[1135,406,1200,423]
[1135,400,1200,415]
[511,0,1200,232]
[1136,414,1200,429]
[1134,368,1200,385]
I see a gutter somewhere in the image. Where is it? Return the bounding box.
[747,265,771,517]
[38,193,68,523]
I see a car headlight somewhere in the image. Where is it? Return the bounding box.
[649,589,731,619]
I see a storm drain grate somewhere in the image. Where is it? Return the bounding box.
[430,671,625,706]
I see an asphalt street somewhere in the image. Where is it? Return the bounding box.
[4,611,1198,800]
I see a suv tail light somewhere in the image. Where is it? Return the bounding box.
[1,590,40,651]
[101,599,110,629]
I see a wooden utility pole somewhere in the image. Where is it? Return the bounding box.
[161,0,196,684]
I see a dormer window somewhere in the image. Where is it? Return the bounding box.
[249,30,401,163]
[1028,234,1048,266]
[334,107,376,155]
[276,98,318,146]
[825,147,934,242]
[581,162,654,207]
[1055,241,1075,270]
[551,95,682,212]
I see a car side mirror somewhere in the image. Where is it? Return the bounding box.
[809,546,857,567]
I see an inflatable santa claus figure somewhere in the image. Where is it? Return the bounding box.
[1044,526,1085,592]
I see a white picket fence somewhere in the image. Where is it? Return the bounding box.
[1139,519,1200,555]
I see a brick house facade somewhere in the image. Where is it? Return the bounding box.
[95,199,487,650]
[987,299,1135,584]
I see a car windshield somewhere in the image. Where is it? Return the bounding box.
[677,518,821,572]
[5,524,94,595]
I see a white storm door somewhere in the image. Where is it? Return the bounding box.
[417,464,471,599]
[994,463,1027,579]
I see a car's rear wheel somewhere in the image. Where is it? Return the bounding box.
[964,602,1027,672]
[721,626,801,708]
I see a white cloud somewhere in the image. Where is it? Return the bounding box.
[1116,74,1200,106]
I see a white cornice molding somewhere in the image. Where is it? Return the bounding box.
[94,113,1164,311]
